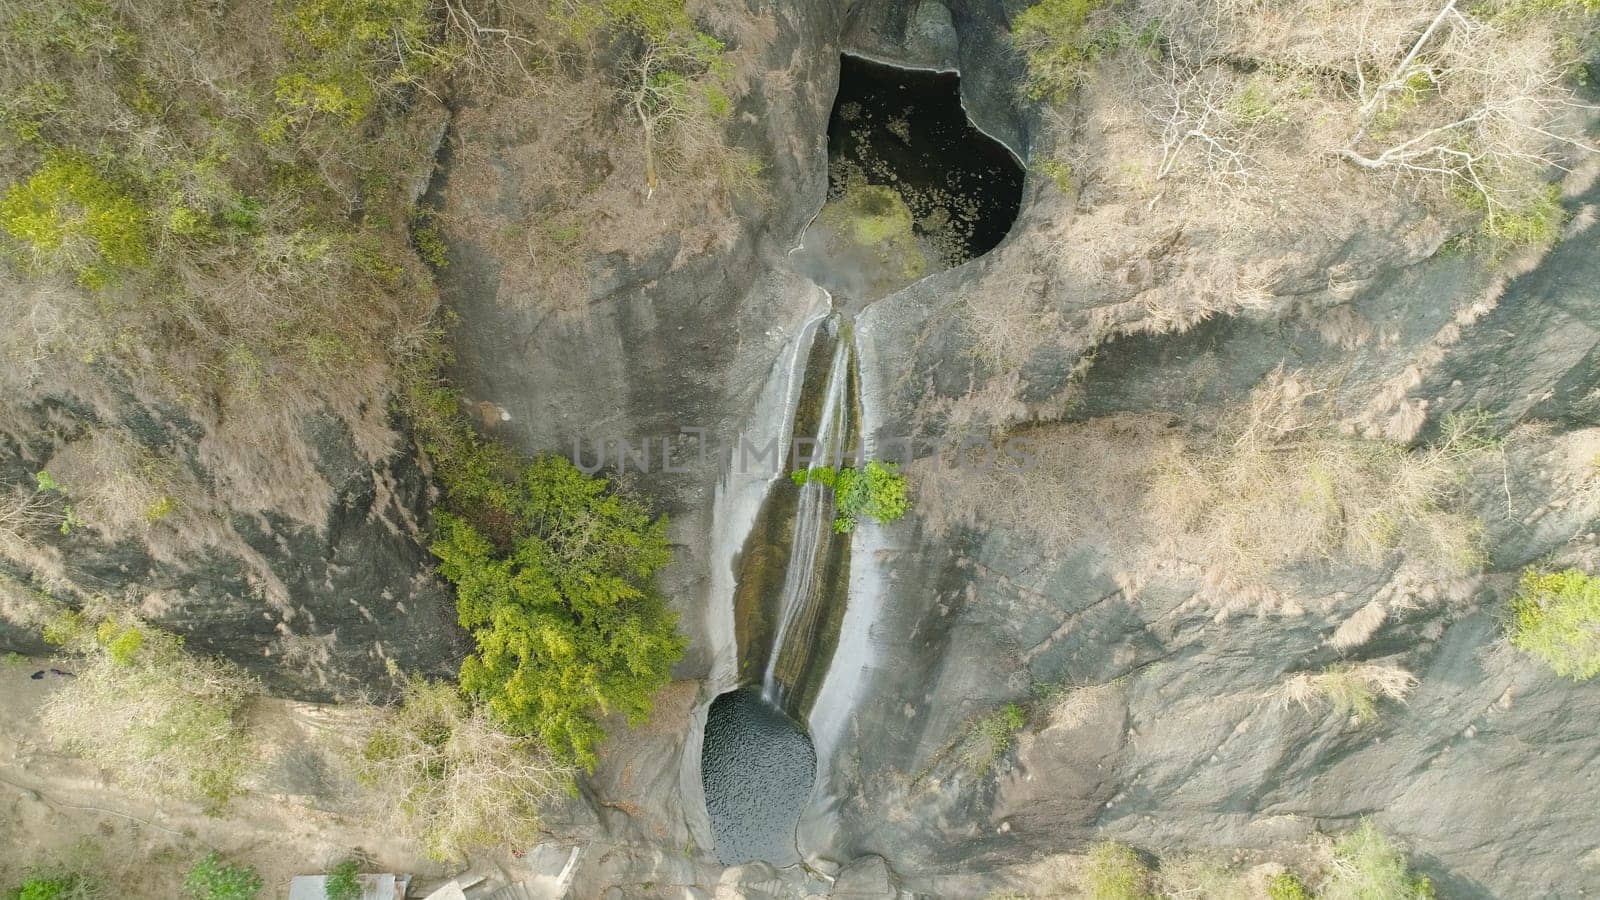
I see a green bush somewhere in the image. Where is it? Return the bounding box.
[1267,871,1313,900]
[9,872,97,900]
[1013,0,1115,100]
[430,455,686,768]
[183,853,262,900]
[1082,841,1153,900]
[1322,820,1434,900]
[791,459,910,533]
[322,860,360,900]
[1508,567,1600,680]
[0,153,149,286]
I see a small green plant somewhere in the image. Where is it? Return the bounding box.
[1508,567,1600,680]
[94,619,146,666]
[34,471,61,492]
[1037,157,1074,193]
[1267,871,1313,900]
[1228,80,1285,126]
[183,853,262,900]
[322,859,360,900]
[957,702,1027,775]
[790,460,910,533]
[1321,820,1434,900]
[11,873,97,900]
[409,208,449,269]
[40,608,87,646]
[57,504,85,535]
[0,153,149,287]
[143,495,176,523]
[1082,841,1153,900]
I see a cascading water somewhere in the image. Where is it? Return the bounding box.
[698,51,1025,868]
[761,332,852,708]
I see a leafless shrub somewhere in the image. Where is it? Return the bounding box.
[345,677,573,862]
[963,276,1062,369]
[1329,599,1389,651]
[1150,368,1487,585]
[42,429,186,539]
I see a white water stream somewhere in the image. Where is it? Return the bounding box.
[761,332,851,704]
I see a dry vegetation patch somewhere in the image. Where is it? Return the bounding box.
[916,369,1489,614]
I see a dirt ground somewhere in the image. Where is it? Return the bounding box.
[0,655,495,899]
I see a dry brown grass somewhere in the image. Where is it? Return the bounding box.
[1149,369,1487,585]
[1282,662,1418,724]
[40,616,257,809]
[916,368,1489,615]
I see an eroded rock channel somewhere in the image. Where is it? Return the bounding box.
[698,51,1025,868]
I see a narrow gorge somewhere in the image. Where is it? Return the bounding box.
[1,0,1598,898]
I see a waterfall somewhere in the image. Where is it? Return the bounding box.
[704,285,830,691]
[761,327,851,706]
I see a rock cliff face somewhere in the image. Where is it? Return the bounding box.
[6,0,1598,896]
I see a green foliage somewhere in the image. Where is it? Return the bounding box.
[430,455,686,768]
[10,874,97,900]
[1037,157,1074,193]
[1322,820,1434,900]
[183,853,262,900]
[269,0,452,139]
[1508,567,1600,680]
[1479,183,1565,246]
[322,860,360,900]
[409,208,449,269]
[1268,871,1314,900]
[1013,0,1116,100]
[0,153,149,286]
[34,470,60,492]
[1082,841,1153,900]
[791,460,910,533]
[957,702,1027,774]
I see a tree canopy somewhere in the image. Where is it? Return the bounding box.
[430,455,685,767]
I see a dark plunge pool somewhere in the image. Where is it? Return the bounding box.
[830,53,1023,264]
[699,688,817,866]
[796,54,1026,301]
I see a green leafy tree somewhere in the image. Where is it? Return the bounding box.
[1508,567,1600,680]
[430,455,686,768]
[183,853,262,900]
